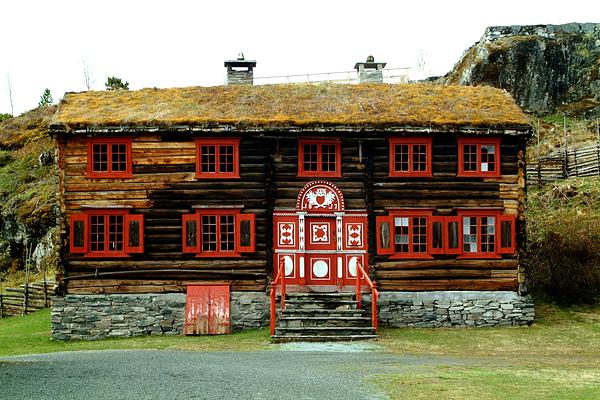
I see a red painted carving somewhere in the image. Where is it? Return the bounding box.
[296,181,345,212]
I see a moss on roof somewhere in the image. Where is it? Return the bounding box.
[51,83,530,131]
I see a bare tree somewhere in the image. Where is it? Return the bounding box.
[82,60,94,90]
[6,74,14,116]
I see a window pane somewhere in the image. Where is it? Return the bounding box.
[90,215,105,252]
[201,145,216,173]
[92,144,108,172]
[412,144,427,172]
[463,144,478,172]
[481,145,495,172]
[201,215,217,251]
[395,144,409,172]
[303,144,318,171]
[447,221,459,249]
[481,216,495,252]
[394,217,409,253]
[220,215,235,251]
[111,143,127,172]
[432,221,443,249]
[463,216,478,252]
[412,217,427,253]
[321,144,337,172]
[501,220,513,249]
[219,145,234,173]
[108,215,124,251]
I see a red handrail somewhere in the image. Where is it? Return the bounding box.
[269,256,286,336]
[355,262,378,331]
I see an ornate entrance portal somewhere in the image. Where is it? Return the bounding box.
[273,181,368,288]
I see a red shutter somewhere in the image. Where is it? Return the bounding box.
[69,213,88,254]
[498,215,517,255]
[125,214,144,253]
[376,215,394,255]
[430,216,445,255]
[236,213,256,253]
[182,214,200,253]
[445,216,463,255]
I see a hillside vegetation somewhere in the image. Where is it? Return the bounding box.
[0,107,59,282]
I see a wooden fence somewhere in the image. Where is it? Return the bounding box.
[0,281,55,318]
[527,143,600,186]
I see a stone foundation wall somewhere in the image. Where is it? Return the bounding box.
[52,291,269,340]
[374,291,535,328]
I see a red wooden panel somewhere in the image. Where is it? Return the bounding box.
[376,215,394,255]
[185,285,230,335]
[69,213,88,254]
[124,214,144,253]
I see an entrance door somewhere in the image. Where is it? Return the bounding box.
[305,216,337,285]
[185,285,231,335]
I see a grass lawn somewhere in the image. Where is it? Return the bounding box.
[373,303,600,399]
[1,304,599,399]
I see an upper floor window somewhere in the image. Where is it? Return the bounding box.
[195,138,240,179]
[376,208,515,259]
[182,209,255,257]
[388,137,432,177]
[87,138,133,178]
[69,210,144,257]
[298,139,341,178]
[457,137,501,177]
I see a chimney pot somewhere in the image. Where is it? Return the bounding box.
[224,54,256,85]
[354,56,387,83]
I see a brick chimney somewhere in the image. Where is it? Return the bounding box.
[224,53,257,85]
[354,55,386,83]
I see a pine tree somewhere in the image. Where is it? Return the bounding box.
[105,76,129,91]
[38,89,53,108]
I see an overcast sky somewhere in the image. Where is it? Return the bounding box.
[0,0,598,115]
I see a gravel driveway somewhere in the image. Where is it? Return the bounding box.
[0,347,413,400]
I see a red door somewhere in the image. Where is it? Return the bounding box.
[305,216,337,285]
[185,285,231,335]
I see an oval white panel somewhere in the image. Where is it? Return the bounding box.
[284,256,294,277]
[312,260,329,278]
[348,257,358,277]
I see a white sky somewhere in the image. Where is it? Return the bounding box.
[0,0,598,115]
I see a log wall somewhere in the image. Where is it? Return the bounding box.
[59,133,527,294]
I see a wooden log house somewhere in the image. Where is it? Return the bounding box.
[50,59,533,341]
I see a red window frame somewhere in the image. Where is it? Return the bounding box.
[182,209,255,257]
[387,209,434,259]
[376,209,516,259]
[69,209,144,257]
[297,139,342,178]
[195,138,241,179]
[86,138,133,178]
[388,137,432,177]
[457,137,501,177]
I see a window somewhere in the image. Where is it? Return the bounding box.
[388,137,432,177]
[87,138,133,178]
[376,209,516,259]
[457,138,501,177]
[69,210,144,256]
[195,138,240,179]
[298,139,341,177]
[182,209,255,257]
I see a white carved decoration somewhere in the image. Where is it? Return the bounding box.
[311,223,329,243]
[337,257,343,278]
[348,256,359,277]
[278,222,295,246]
[299,256,305,278]
[346,223,363,247]
[312,259,329,278]
[283,255,294,277]
[296,181,345,212]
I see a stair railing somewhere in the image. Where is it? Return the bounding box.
[269,256,286,336]
[355,262,379,331]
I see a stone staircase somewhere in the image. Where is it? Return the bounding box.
[271,292,378,342]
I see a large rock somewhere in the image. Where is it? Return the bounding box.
[441,23,600,116]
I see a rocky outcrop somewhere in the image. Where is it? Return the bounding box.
[442,23,600,116]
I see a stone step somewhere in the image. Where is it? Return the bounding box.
[278,316,372,328]
[282,299,358,311]
[275,326,377,337]
[271,334,379,343]
[280,308,366,318]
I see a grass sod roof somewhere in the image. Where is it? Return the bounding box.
[50,83,531,133]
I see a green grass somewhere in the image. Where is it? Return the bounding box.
[0,309,271,357]
[374,303,600,399]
